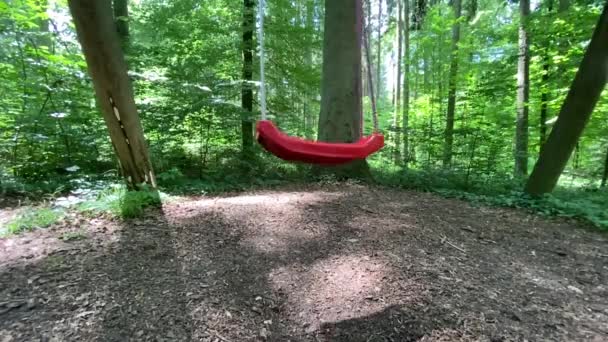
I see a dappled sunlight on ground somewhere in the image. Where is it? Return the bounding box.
[269,254,396,328]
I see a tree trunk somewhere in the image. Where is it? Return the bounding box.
[112,0,129,44]
[601,144,608,188]
[377,0,383,98]
[467,0,477,22]
[393,0,403,164]
[68,0,156,190]
[241,0,255,154]
[412,0,427,30]
[35,0,51,48]
[443,0,461,167]
[402,0,410,165]
[514,0,530,177]
[525,1,608,195]
[317,0,369,179]
[304,0,315,139]
[540,52,550,152]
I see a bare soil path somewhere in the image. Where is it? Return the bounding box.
[1,184,607,341]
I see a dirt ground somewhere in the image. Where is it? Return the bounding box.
[1,184,607,341]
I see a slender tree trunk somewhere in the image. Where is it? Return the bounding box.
[113,0,129,45]
[541,0,561,154]
[402,0,410,165]
[540,52,550,151]
[443,0,461,167]
[68,0,156,189]
[377,0,383,98]
[317,0,369,178]
[515,0,530,177]
[525,1,608,195]
[304,0,315,139]
[241,0,255,154]
[393,0,403,164]
[467,0,477,22]
[601,144,608,188]
[35,0,51,48]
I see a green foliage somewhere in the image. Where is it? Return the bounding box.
[375,166,608,230]
[77,184,161,219]
[118,189,161,218]
[1,0,606,232]
[5,207,64,235]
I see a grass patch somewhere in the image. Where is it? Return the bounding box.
[4,207,64,235]
[77,184,162,219]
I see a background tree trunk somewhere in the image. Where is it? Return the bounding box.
[393,0,403,164]
[241,0,254,154]
[113,0,129,45]
[514,0,530,177]
[377,0,383,99]
[539,0,554,154]
[601,144,608,188]
[317,0,369,179]
[443,0,461,167]
[402,0,410,166]
[68,0,156,190]
[525,1,608,195]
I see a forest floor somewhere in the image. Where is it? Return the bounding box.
[1,183,607,341]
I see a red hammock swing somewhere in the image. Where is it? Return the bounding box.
[256,120,384,165]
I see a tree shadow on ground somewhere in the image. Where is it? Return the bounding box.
[0,203,193,341]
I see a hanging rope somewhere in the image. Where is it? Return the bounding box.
[258,0,267,120]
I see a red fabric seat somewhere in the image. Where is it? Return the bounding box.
[256,120,384,165]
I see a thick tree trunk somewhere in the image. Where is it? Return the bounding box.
[525,2,608,195]
[68,0,156,190]
[443,0,461,167]
[317,0,369,178]
[241,0,255,154]
[402,0,410,165]
[514,0,530,177]
[393,0,403,164]
[112,0,129,43]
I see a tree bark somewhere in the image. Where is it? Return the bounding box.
[525,1,608,195]
[393,0,403,164]
[317,0,370,179]
[241,0,255,154]
[515,0,530,177]
[68,0,156,189]
[402,0,410,165]
[443,0,461,167]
